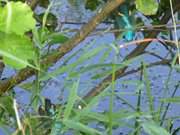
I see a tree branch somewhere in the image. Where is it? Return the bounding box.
[0,0,125,94]
[82,0,180,101]
[81,59,171,104]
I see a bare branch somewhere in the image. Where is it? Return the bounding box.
[0,0,125,94]
[82,0,180,101]
[82,59,171,103]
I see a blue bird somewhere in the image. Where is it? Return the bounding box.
[46,99,62,135]
[38,98,62,135]
[85,0,135,41]
[114,3,135,41]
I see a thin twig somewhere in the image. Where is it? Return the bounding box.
[13,99,24,134]
[169,0,180,64]
[119,38,180,49]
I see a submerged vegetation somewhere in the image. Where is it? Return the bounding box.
[0,0,179,135]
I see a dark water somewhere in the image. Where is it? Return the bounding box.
[0,0,180,135]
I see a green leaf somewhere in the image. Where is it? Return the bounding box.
[142,121,170,135]
[0,32,38,69]
[160,97,180,103]
[85,0,101,11]
[135,0,158,15]
[78,111,109,123]
[46,32,69,45]
[0,1,36,35]
[143,62,154,115]
[69,63,126,78]
[0,96,14,116]
[64,79,79,119]
[40,45,106,81]
[18,82,34,91]
[91,57,139,79]
[63,119,102,135]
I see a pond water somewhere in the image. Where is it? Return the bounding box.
[0,0,180,135]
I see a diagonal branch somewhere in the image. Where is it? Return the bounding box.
[79,59,171,106]
[0,0,125,94]
[82,0,180,101]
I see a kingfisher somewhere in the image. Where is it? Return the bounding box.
[113,2,135,41]
[38,98,62,135]
[85,0,135,41]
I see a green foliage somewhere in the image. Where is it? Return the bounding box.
[0,32,37,69]
[135,0,159,15]
[142,121,170,135]
[63,80,79,120]
[0,1,37,69]
[0,0,179,135]
[63,119,102,135]
[0,1,36,35]
[35,27,69,47]
[85,0,101,11]
[40,44,107,81]
[0,96,14,117]
[143,62,154,115]
[35,13,58,32]
[160,97,180,103]
[45,32,69,45]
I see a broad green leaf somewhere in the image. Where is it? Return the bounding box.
[142,121,170,135]
[0,32,38,69]
[135,0,158,15]
[0,1,36,35]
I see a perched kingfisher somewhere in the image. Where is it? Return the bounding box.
[85,0,135,41]
[38,98,62,135]
[113,2,135,41]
